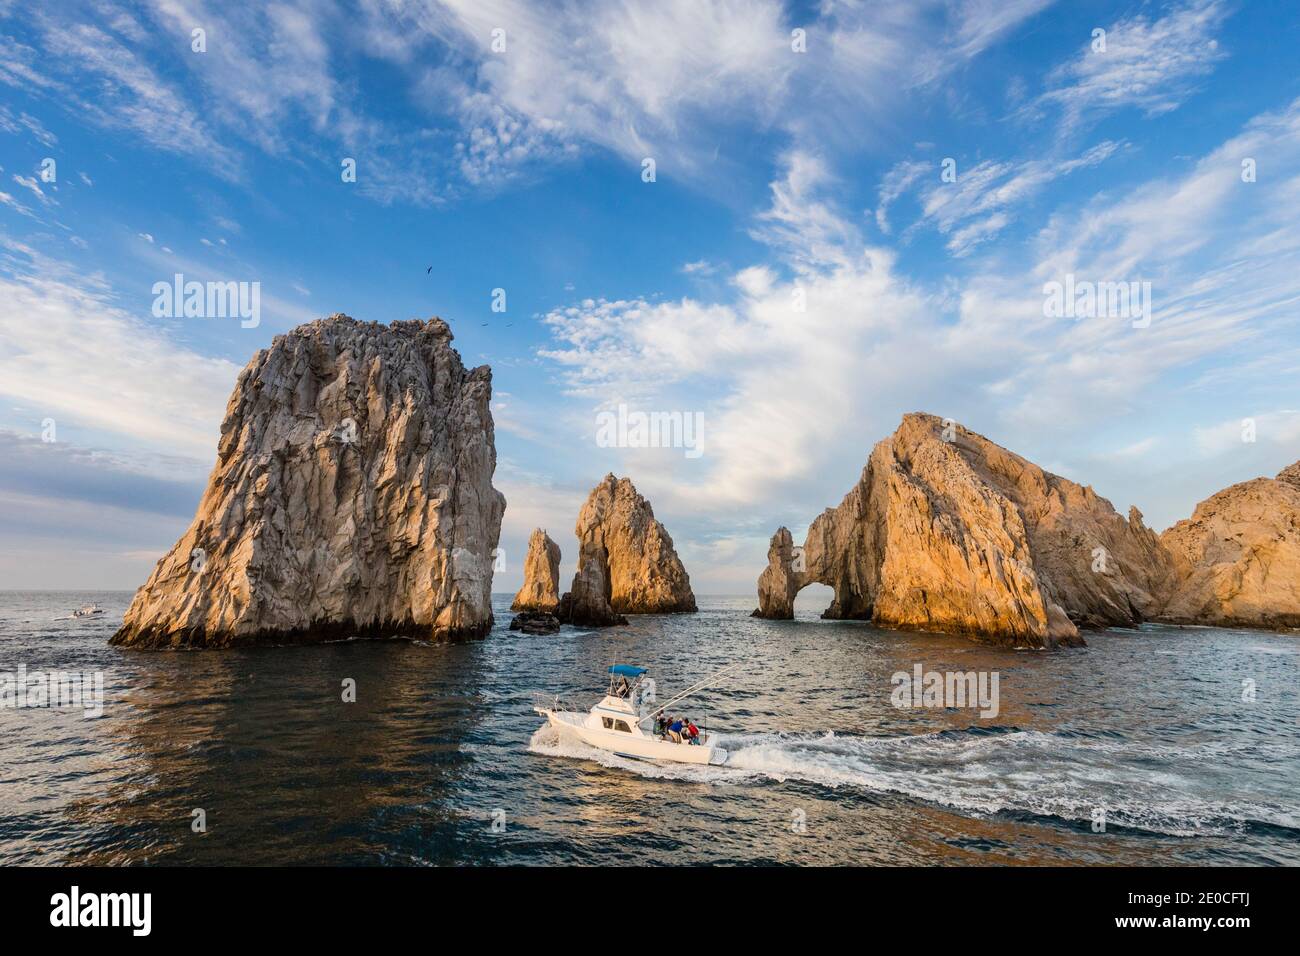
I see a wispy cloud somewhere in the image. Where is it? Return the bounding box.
[912,140,1123,255]
[1027,0,1229,135]
[534,96,1300,537]
[0,238,239,457]
[18,13,243,175]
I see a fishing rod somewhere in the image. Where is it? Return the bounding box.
[637,661,744,726]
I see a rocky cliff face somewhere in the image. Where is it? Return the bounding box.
[557,546,629,627]
[1157,462,1300,628]
[557,474,695,625]
[755,413,1175,648]
[112,314,506,648]
[511,528,561,612]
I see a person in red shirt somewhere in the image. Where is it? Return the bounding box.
[685,719,700,744]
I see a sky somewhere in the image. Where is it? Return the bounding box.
[1,0,1299,594]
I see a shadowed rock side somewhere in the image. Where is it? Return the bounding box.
[754,413,1176,649]
[112,314,506,648]
[509,611,561,635]
[557,547,628,628]
[511,529,561,612]
[1157,461,1300,629]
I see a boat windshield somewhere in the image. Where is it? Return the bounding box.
[606,664,647,700]
[607,672,641,699]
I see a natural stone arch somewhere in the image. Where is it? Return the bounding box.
[752,526,874,621]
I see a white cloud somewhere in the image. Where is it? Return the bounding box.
[532,96,1300,570]
[411,0,794,177]
[749,151,863,273]
[22,14,242,174]
[911,140,1122,255]
[875,159,930,234]
[0,189,36,219]
[539,152,932,516]
[0,104,58,147]
[1194,411,1300,457]
[945,0,1055,61]
[1029,0,1229,135]
[0,239,239,457]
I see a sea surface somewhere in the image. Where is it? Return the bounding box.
[1,590,1298,866]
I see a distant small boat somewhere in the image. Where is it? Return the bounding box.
[72,603,104,617]
[533,663,735,766]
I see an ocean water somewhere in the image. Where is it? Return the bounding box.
[1,590,1297,866]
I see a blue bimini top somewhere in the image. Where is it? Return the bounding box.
[608,664,647,677]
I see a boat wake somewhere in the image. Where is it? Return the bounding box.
[528,723,1300,838]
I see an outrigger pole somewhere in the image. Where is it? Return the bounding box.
[637,661,744,726]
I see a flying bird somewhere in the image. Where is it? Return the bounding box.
[426,266,432,274]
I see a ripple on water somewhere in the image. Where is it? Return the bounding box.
[1,593,1298,865]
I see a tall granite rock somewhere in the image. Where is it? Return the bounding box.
[511,529,561,612]
[112,315,506,648]
[755,413,1176,648]
[558,474,696,625]
[1157,461,1300,628]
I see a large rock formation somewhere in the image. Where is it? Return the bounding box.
[1157,461,1300,629]
[557,474,696,625]
[112,314,506,648]
[755,413,1176,648]
[511,529,561,612]
[578,474,697,613]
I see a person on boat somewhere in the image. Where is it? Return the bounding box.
[654,711,668,737]
[668,717,684,744]
[615,676,631,698]
[685,719,700,745]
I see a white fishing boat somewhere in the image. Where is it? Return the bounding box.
[72,603,104,617]
[533,664,733,766]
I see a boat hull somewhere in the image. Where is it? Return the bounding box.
[540,709,725,765]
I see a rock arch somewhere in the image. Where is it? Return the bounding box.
[752,413,1177,648]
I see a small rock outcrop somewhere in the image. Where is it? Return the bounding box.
[555,474,695,626]
[511,529,561,612]
[508,610,562,635]
[1157,461,1300,629]
[112,315,506,648]
[755,413,1176,648]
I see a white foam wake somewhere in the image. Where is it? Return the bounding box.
[527,724,1300,837]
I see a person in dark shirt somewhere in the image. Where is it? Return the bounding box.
[668,717,684,743]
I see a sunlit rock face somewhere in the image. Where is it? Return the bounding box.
[755,413,1176,649]
[557,474,696,626]
[511,528,561,613]
[1157,461,1300,629]
[112,314,505,648]
[574,474,697,614]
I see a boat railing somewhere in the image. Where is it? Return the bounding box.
[531,691,580,713]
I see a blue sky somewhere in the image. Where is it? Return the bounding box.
[1,0,1299,593]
